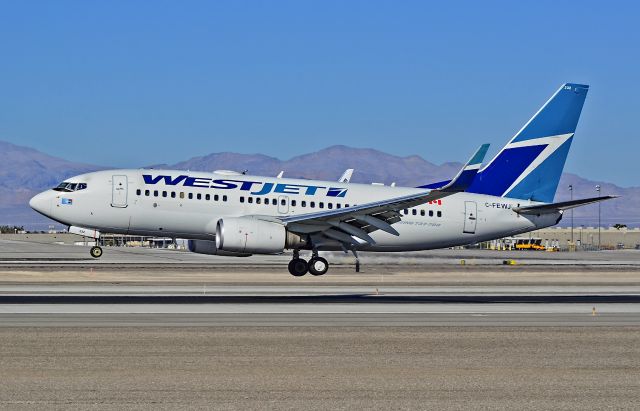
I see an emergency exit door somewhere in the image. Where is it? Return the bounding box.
[463,201,477,234]
[277,195,289,214]
[111,175,128,208]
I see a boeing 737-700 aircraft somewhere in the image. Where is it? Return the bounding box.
[30,83,615,276]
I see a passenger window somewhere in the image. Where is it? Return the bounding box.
[154,190,159,197]
[281,199,286,206]
[136,189,141,196]
[171,192,176,198]
[420,210,425,216]
[256,198,261,204]
[145,190,150,196]
[272,199,277,205]
[328,203,333,209]
[301,201,307,207]
[214,194,219,201]
[412,209,417,215]
[240,196,245,203]
[197,193,202,200]
[336,204,341,209]
[248,197,253,204]
[437,211,442,217]
[180,192,185,199]
[223,195,228,202]
[310,201,316,208]
[162,191,167,198]
[319,202,324,209]
[188,193,193,200]
[205,194,210,201]
[403,209,408,215]
[265,199,270,206]
[429,210,434,217]
[291,200,297,206]
[345,204,350,208]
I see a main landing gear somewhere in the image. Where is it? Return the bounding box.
[288,250,329,277]
[90,245,103,258]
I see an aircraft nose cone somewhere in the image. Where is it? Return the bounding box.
[29,192,52,217]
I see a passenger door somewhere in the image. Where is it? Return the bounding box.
[111,175,128,208]
[463,201,477,234]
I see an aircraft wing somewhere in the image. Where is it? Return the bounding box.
[513,195,617,215]
[278,144,490,247]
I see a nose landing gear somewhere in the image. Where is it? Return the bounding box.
[288,250,330,277]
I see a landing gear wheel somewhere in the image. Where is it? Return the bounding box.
[308,257,329,276]
[90,246,103,259]
[288,258,308,277]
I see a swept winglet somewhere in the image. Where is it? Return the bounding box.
[440,143,490,192]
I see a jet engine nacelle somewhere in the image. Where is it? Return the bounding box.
[216,217,307,254]
[187,239,252,257]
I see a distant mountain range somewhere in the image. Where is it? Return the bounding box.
[1,140,636,229]
[0,141,106,228]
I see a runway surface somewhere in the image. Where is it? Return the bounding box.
[1,240,640,409]
[0,284,638,326]
[2,238,640,327]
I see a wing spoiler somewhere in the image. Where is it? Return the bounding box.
[513,195,618,215]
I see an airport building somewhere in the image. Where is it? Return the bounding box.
[488,227,640,251]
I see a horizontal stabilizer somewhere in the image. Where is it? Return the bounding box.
[513,195,617,215]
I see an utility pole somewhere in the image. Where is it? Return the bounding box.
[596,185,601,250]
[568,184,574,244]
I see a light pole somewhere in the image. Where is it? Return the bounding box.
[596,185,601,250]
[568,184,573,244]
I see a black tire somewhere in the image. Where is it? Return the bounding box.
[308,257,329,276]
[90,246,103,259]
[288,258,308,276]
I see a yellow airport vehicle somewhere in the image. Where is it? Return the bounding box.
[514,238,546,250]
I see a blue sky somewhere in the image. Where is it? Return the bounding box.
[1,1,638,186]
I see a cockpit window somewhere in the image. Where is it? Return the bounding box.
[53,182,88,192]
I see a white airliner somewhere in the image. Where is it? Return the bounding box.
[30,83,614,276]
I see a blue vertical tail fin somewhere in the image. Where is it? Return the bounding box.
[466,83,589,203]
